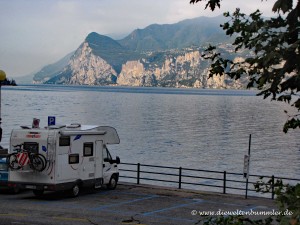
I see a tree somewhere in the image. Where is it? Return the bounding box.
[0,78,17,86]
[189,1,300,224]
[190,0,300,133]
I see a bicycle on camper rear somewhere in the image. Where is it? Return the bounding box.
[7,144,47,172]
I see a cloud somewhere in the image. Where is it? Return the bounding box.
[0,0,276,77]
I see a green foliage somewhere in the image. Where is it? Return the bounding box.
[255,178,300,225]
[283,118,300,133]
[190,0,221,11]
[86,32,142,74]
[196,179,300,225]
[200,215,274,225]
[191,0,300,133]
[0,78,17,86]
[272,0,293,14]
[190,0,300,224]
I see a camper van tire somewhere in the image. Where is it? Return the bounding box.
[33,189,44,197]
[11,186,21,194]
[107,174,118,190]
[70,184,81,197]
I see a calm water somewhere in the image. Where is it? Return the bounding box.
[1,85,299,178]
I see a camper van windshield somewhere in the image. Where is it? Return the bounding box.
[103,147,112,161]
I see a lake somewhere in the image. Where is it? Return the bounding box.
[1,85,299,179]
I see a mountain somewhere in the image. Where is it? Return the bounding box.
[32,51,74,84]
[32,16,247,89]
[45,33,141,85]
[118,15,228,51]
[84,32,141,73]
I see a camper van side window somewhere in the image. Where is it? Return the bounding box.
[83,143,93,157]
[69,154,79,164]
[59,136,70,146]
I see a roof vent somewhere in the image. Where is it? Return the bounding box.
[66,123,81,128]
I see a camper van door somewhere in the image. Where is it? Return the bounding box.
[95,141,103,179]
[102,145,114,184]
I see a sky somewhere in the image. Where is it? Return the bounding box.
[0,0,276,78]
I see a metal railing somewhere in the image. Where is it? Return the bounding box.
[119,162,300,199]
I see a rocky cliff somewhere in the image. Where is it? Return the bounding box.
[117,50,246,89]
[45,44,247,88]
[33,16,249,89]
[46,42,118,85]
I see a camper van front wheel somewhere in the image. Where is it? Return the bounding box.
[107,175,118,190]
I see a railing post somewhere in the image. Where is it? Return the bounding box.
[245,134,251,199]
[223,171,226,194]
[245,177,249,199]
[179,167,182,189]
[271,175,275,200]
[137,163,140,184]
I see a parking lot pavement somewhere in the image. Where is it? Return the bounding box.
[0,182,277,225]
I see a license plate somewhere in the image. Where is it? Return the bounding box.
[25,185,36,189]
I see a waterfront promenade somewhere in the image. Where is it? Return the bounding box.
[0,182,277,225]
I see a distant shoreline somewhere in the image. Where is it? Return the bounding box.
[1,78,17,86]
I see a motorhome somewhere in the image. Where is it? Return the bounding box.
[8,123,120,197]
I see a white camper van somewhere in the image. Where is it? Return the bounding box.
[8,124,120,197]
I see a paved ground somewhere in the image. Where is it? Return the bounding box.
[0,182,277,225]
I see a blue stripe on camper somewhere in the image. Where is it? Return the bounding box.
[42,146,47,152]
[74,135,82,141]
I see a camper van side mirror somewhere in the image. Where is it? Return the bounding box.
[116,156,120,164]
[104,158,109,163]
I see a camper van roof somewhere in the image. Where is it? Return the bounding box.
[21,124,99,130]
[18,124,120,144]
[47,124,98,130]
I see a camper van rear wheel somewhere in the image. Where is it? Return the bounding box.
[33,189,44,197]
[70,184,80,197]
[11,186,20,194]
[107,175,118,190]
